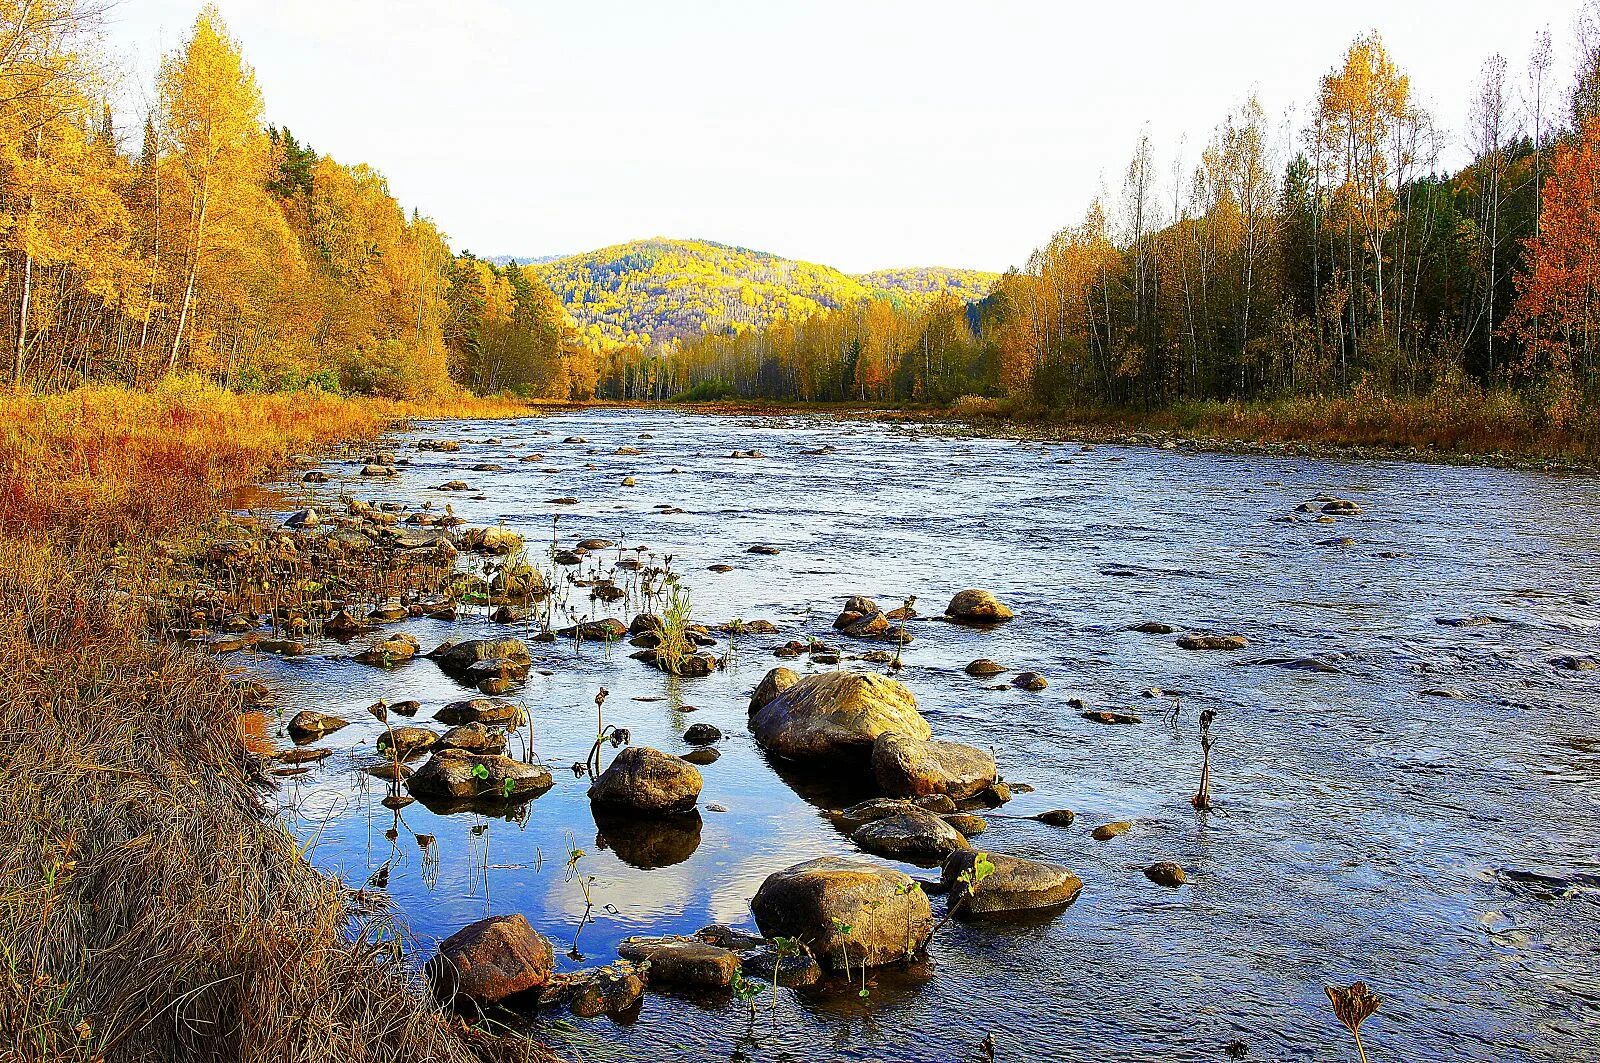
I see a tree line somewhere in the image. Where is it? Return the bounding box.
[656,7,1600,425]
[0,1,594,398]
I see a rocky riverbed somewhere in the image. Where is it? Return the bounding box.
[231,409,1600,1062]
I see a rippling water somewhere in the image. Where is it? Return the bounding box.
[244,409,1600,1062]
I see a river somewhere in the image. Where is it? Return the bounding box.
[243,408,1600,1062]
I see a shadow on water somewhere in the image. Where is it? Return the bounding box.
[594,809,704,869]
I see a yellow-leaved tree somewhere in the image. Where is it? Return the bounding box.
[158,5,300,376]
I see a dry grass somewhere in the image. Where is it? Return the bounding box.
[0,382,554,1063]
[988,388,1600,462]
[0,377,526,546]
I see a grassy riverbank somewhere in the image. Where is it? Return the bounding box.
[662,388,1600,468]
[0,381,552,1063]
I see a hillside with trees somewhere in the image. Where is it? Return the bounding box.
[531,238,997,350]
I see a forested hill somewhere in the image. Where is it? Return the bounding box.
[528,238,998,349]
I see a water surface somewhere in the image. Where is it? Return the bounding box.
[246,409,1600,1062]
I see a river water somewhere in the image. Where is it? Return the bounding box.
[244,409,1600,1062]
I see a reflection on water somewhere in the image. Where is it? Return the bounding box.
[242,410,1600,1062]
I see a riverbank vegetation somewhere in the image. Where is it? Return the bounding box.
[0,381,553,1061]
[635,4,1600,457]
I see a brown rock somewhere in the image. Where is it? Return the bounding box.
[427,914,553,1004]
[871,732,996,800]
[750,856,933,969]
[945,589,1014,624]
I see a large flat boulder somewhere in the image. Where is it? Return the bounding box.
[750,671,929,762]
[871,732,997,800]
[617,935,741,988]
[750,856,932,969]
[429,637,531,678]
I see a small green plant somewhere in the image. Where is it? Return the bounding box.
[563,832,596,959]
[936,852,997,932]
[830,917,856,983]
[768,936,801,1019]
[895,880,925,954]
[656,580,695,673]
[729,966,761,1032]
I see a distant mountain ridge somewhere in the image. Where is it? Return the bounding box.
[524,237,998,349]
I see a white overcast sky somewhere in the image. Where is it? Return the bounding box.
[105,0,1586,273]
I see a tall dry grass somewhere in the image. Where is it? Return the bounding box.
[989,387,1600,461]
[0,381,552,1063]
[0,377,526,546]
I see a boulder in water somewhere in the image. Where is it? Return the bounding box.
[945,589,1014,624]
[750,856,933,969]
[942,851,1083,917]
[587,746,702,815]
[750,671,930,762]
[871,732,996,800]
[427,914,553,1005]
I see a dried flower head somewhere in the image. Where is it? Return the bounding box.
[1326,981,1380,1033]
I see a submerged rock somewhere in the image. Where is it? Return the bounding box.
[1177,632,1248,651]
[1145,861,1188,887]
[750,671,929,762]
[750,856,933,969]
[683,722,722,745]
[1082,709,1141,725]
[287,710,348,740]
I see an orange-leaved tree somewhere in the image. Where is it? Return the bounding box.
[1508,117,1600,402]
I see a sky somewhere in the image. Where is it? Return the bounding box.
[105,0,1587,273]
